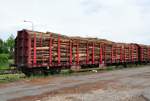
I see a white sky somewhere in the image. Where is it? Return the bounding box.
[0,0,150,44]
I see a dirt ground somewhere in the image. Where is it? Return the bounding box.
[1,66,150,101]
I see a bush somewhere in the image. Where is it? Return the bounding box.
[0,54,8,64]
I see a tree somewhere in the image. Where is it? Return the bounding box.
[0,38,9,69]
[0,38,3,53]
[6,34,15,59]
[0,38,9,53]
[0,54,8,64]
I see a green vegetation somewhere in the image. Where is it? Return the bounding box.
[61,69,73,75]
[0,35,15,70]
[0,74,25,83]
[0,59,14,70]
[106,66,115,71]
[0,54,9,63]
[0,54,9,69]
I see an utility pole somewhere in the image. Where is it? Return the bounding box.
[24,20,34,31]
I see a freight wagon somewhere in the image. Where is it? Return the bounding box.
[14,29,150,76]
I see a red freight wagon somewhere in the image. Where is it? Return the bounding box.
[111,43,124,63]
[139,45,149,62]
[149,47,150,61]
[14,29,149,76]
[102,43,139,65]
[123,44,139,63]
[15,30,108,75]
[130,44,139,62]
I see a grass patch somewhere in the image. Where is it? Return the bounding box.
[0,59,14,70]
[61,69,73,75]
[0,74,25,83]
[106,66,115,71]
[0,63,9,70]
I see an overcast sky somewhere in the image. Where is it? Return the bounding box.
[0,0,150,44]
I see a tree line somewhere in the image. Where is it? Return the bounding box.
[0,35,15,64]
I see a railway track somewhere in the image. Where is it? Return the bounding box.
[0,69,19,75]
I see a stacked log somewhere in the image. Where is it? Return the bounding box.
[130,44,139,61]
[15,29,150,70]
[139,45,149,61]
[102,43,139,63]
[26,30,114,65]
[21,30,141,66]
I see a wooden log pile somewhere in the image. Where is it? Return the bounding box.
[26,30,114,65]
[139,45,149,61]
[25,30,140,65]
